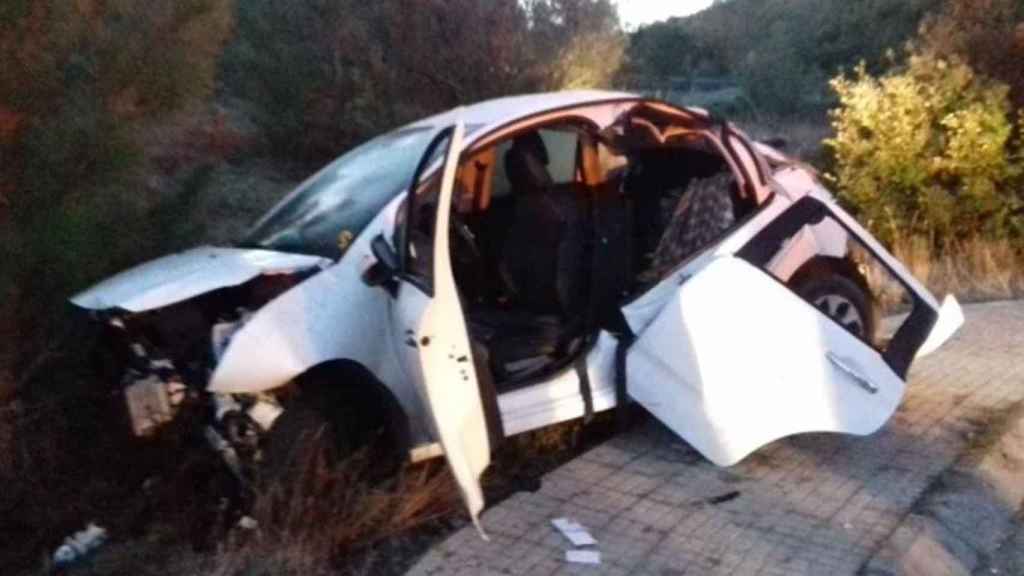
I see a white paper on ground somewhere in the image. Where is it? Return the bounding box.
[566,549,602,565]
[551,518,597,546]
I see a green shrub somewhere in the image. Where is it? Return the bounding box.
[826,53,1023,247]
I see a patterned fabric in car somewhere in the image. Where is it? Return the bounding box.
[641,171,737,283]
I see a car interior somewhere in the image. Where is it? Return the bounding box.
[444,109,760,391]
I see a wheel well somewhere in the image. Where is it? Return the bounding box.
[292,360,411,454]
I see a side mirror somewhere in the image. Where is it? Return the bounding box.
[362,234,400,295]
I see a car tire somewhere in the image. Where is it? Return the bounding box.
[262,377,404,486]
[793,272,877,344]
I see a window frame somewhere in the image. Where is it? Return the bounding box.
[736,196,939,378]
[398,126,455,296]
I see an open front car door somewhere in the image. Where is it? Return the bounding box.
[626,196,963,466]
[384,117,493,533]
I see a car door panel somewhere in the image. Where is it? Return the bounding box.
[627,256,905,466]
[387,117,492,534]
[626,191,961,466]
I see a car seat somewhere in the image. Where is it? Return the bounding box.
[467,132,589,385]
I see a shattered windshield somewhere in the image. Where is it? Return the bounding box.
[242,126,444,259]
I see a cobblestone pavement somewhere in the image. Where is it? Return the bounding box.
[406,302,1024,576]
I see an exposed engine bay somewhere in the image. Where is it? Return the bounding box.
[93,270,318,483]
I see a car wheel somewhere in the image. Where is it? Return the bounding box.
[262,380,404,485]
[262,394,350,481]
[793,273,877,344]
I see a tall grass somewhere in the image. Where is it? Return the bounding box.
[211,437,462,576]
[210,417,601,576]
[891,234,1024,302]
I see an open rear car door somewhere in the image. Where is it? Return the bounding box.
[384,117,492,532]
[626,196,963,466]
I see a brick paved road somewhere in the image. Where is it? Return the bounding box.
[407,302,1024,576]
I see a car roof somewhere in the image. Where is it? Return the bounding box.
[409,90,641,131]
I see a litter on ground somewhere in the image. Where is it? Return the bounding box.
[551,517,597,547]
[566,549,602,565]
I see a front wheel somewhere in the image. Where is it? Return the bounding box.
[262,379,406,485]
[793,272,877,345]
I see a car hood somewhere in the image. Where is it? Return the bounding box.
[70,246,331,313]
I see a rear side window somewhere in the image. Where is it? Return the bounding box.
[490,126,582,199]
[538,128,580,184]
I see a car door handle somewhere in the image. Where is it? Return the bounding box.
[826,352,878,394]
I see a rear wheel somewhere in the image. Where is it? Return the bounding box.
[792,271,877,344]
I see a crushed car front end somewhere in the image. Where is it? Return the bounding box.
[72,246,332,483]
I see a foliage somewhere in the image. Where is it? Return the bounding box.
[527,0,623,89]
[223,0,623,164]
[826,54,1023,246]
[0,0,233,208]
[0,0,234,359]
[545,30,626,90]
[919,0,1024,109]
[625,0,940,116]
[626,20,711,80]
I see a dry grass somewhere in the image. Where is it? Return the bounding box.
[211,441,462,576]
[210,418,603,576]
[0,348,600,575]
[741,117,1024,306]
[853,234,1024,319]
[892,235,1024,303]
[0,386,139,573]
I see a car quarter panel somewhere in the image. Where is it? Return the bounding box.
[206,196,432,442]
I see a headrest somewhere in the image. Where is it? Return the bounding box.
[510,132,549,165]
[505,132,552,192]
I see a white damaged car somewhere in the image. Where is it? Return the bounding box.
[71,91,964,528]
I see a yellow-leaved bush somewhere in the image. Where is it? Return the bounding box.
[826,53,1022,247]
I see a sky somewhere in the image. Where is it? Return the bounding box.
[617,0,714,29]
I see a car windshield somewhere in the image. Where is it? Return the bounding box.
[242,125,443,258]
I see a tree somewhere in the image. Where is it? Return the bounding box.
[0,0,234,358]
[625,22,703,79]
[527,0,624,90]
[623,0,941,116]
[224,0,625,164]
[919,0,1024,109]
[0,0,233,211]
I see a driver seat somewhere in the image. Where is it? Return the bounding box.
[467,132,588,386]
